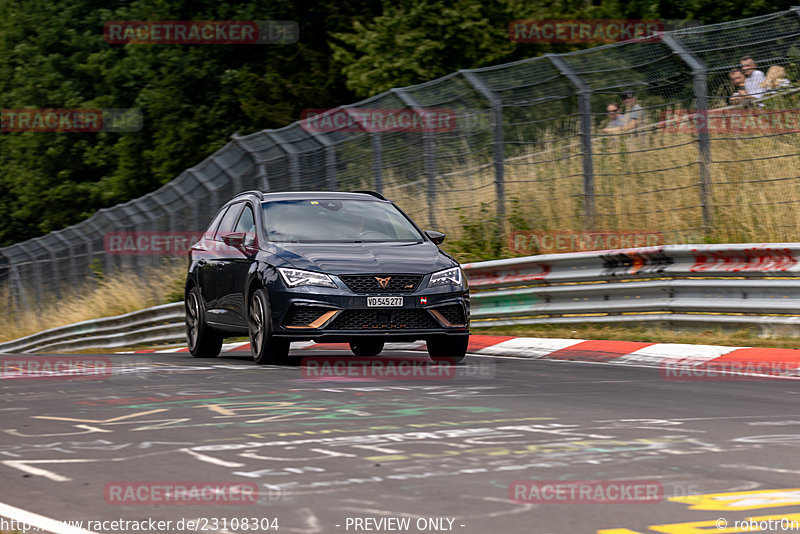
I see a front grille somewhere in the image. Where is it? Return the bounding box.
[339,274,423,293]
[432,304,467,325]
[283,306,332,327]
[327,309,439,330]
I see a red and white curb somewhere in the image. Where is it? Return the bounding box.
[124,335,800,378]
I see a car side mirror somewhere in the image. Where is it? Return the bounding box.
[221,232,246,249]
[425,230,446,245]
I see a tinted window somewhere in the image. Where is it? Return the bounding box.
[203,206,229,238]
[234,204,256,246]
[214,203,243,239]
[261,199,423,242]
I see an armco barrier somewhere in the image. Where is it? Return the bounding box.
[2,244,800,353]
[0,302,184,354]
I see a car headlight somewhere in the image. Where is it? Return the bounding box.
[278,268,337,289]
[427,267,464,289]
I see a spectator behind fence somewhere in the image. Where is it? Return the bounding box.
[601,103,625,133]
[728,69,751,106]
[760,65,791,93]
[619,92,643,130]
[740,56,766,101]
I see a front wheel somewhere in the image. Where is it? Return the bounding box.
[349,338,385,357]
[249,288,290,365]
[427,335,469,364]
[186,287,223,358]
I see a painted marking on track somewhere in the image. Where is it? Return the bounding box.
[669,488,800,511]
[720,463,800,475]
[180,447,246,468]
[0,500,100,534]
[2,458,103,482]
[32,408,168,424]
[475,338,586,358]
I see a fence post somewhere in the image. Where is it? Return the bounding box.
[266,131,301,190]
[392,88,438,228]
[82,218,106,281]
[185,170,217,232]
[546,54,596,231]
[304,127,339,191]
[230,134,264,191]
[51,231,79,292]
[461,69,506,245]
[370,133,384,194]
[662,34,714,236]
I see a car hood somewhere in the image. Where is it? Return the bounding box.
[269,241,456,275]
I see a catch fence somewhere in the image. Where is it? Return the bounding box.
[2,9,800,311]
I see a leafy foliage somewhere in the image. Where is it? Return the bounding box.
[0,0,795,245]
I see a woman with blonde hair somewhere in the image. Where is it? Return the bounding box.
[760,65,791,92]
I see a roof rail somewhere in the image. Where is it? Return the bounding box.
[352,190,387,201]
[232,190,264,200]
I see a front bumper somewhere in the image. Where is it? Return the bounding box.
[268,277,469,341]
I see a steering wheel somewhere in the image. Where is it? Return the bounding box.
[355,230,385,239]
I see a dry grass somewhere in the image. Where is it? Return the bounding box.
[0,261,186,343]
[386,106,800,262]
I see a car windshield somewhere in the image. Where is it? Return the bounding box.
[261,198,424,242]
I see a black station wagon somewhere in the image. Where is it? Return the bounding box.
[184,191,469,364]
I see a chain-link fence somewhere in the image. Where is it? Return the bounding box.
[2,9,800,312]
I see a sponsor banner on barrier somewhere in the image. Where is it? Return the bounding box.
[104,481,259,505]
[509,19,663,43]
[509,480,664,503]
[1,356,112,380]
[509,230,663,255]
[104,20,298,44]
[1,108,142,132]
[300,108,456,133]
[689,247,799,272]
[661,109,800,134]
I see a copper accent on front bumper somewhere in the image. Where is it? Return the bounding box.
[285,310,341,329]
[428,308,466,328]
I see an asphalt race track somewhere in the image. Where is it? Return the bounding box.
[1,347,799,534]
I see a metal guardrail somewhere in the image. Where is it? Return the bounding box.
[466,243,800,335]
[3,243,800,353]
[0,302,184,354]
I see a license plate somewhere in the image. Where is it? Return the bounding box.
[367,296,403,307]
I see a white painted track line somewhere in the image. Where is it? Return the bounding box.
[0,500,100,534]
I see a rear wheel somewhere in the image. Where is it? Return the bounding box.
[186,287,223,358]
[349,338,385,357]
[427,335,468,363]
[249,288,290,365]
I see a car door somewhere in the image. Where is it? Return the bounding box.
[203,202,244,323]
[191,205,229,310]
[216,202,258,327]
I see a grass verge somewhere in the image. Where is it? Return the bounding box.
[0,261,186,343]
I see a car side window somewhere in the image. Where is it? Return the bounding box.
[234,204,256,246]
[214,203,244,240]
[203,206,229,239]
